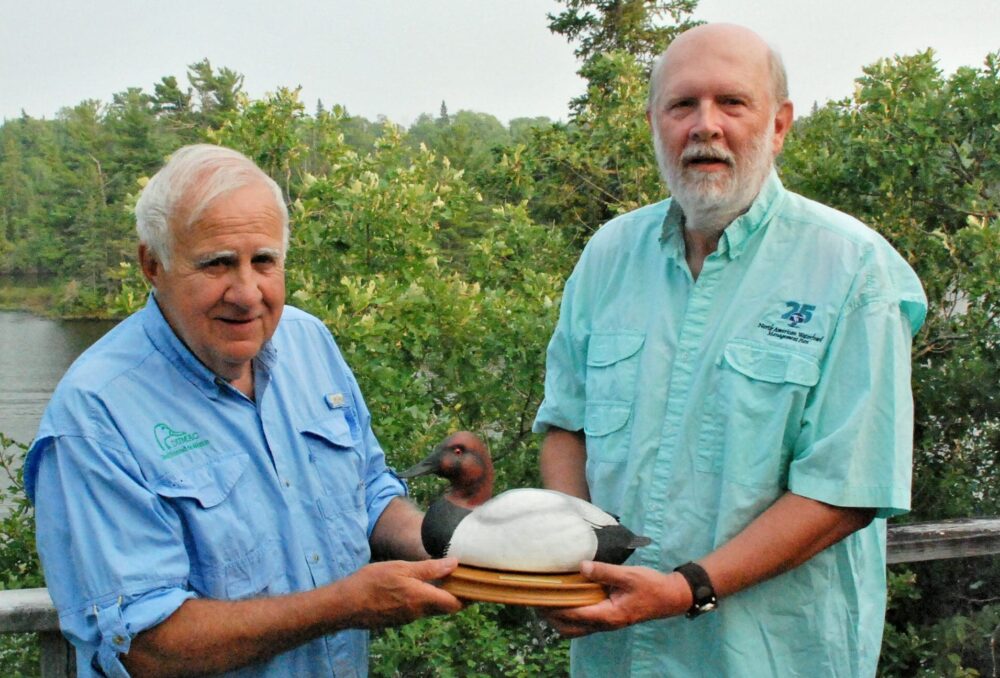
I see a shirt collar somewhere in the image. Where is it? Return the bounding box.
[659,169,787,260]
[141,293,277,400]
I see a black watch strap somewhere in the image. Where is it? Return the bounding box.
[673,561,718,618]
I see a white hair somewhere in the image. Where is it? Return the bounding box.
[135,144,289,269]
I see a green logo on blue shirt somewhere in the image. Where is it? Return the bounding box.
[154,422,210,460]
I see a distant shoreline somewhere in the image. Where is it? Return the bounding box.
[0,280,116,320]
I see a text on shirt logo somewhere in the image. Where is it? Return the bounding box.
[154,422,210,460]
[756,301,825,346]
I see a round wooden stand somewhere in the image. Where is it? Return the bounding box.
[442,565,607,607]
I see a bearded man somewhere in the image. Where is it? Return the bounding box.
[534,23,927,677]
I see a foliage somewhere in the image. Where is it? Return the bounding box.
[881,568,999,677]
[0,433,44,675]
[548,0,700,67]
[481,51,662,242]
[407,107,513,175]
[371,604,568,677]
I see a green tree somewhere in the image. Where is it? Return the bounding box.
[188,59,245,128]
[548,0,700,66]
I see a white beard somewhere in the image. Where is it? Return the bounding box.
[654,123,775,233]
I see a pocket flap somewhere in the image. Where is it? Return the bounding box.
[587,332,645,367]
[584,401,632,437]
[299,409,356,449]
[722,343,820,386]
[153,454,249,508]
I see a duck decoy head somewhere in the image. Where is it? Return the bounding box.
[400,431,494,507]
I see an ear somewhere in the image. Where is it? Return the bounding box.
[771,100,794,155]
[138,243,162,286]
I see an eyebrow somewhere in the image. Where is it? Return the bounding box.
[194,247,284,267]
[195,250,238,267]
[254,247,284,260]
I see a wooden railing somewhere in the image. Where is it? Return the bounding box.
[0,587,72,677]
[2,518,998,678]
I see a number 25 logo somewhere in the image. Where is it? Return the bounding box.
[782,301,815,327]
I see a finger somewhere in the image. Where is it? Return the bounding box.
[412,557,459,581]
[416,580,464,614]
[579,561,630,588]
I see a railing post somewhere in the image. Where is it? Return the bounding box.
[38,630,76,678]
[0,587,73,678]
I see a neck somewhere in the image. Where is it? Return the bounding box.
[682,204,744,236]
[445,466,495,509]
[678,198,754,280]
[683,227,721,279]
[231,368,255,400]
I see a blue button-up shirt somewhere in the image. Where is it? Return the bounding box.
[534,173,927,677]
[26,296,406,677]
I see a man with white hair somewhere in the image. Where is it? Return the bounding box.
[534,24,927,676]
[26,144,461,677]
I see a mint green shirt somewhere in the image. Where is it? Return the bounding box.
[533,172,926,677]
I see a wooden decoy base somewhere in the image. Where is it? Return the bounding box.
[441,565,607,607]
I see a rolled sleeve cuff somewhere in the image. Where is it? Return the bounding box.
[87,587,196,677]
[364,468,407,537]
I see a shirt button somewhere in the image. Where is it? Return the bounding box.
[283,479,291,488]
[113,635,125,645]
[311,553,320,563]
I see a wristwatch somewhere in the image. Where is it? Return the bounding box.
[673,562,718,618]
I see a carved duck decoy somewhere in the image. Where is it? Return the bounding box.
[400,431,651,573]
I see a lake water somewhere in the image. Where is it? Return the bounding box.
[0,310,116,510]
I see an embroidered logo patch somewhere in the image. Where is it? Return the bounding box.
[154,422,210,460]
[757,301,825,346]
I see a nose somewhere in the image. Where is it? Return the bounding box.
[689,102,723,142]
[223,263,264,308]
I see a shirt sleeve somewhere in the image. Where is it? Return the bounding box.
[789,250,927,518]
[533,270,588,434]
[337,345,407,537]
[31,432,196,676]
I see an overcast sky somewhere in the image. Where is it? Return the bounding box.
[2,0,998,126]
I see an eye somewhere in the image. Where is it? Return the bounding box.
[452,446,464,456]
[198,256,232,273]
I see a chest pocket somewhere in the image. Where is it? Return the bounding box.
[300,408,366,521]
[152,453,284,599]
[584,332,644,463]
[698,341,819,486]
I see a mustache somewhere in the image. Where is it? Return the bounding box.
[681,144,735,166]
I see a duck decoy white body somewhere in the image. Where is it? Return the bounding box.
[400,432,651,573]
